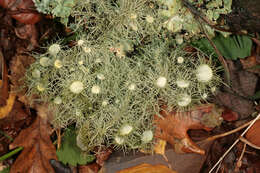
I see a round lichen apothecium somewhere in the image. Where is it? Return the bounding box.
[120,124,133,136]
[115,136,124,145]
[91,85,101,94]
[48,43,61,56]
[141,130,153,143]
[128,83,136,91]
[177,93,192,107]
[54,60,63,68]
[156,76,167,88]
[176,79,190,88]
[196,64,213,82]
[70,81,84,94]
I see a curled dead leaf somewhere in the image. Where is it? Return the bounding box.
[78,163,100,173]
[117,163,177,173]
[240,55,260,75]
[154,104,223,155]
[14,24,38,48]
[0,0,41,24]
[0,92,16,119]
[9,54,35,105]
[245,119,260,147]
[153,139,167,156]
[9,109,57,173]
[215,60,257,119]
[0,50,9,105]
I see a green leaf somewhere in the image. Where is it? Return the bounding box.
[192,34,252,60]
[56,128,95,166]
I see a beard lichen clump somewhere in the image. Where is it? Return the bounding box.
[26,0,224,152]
[26,37,222,152]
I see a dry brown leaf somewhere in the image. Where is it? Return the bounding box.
[215,60,257,119]
[240,55,260,75]
[117,163,177,173]
[154,104,223,155]
[0,0,41,24]
[78,163,100,173]
[245,119,260,147]
[221,108,239,122]
[153,139,167,156]
[9,54,35,105]
[0,92,16,119]
[9,107,57,173]
[0,50,9,105]
[14,24,38,48]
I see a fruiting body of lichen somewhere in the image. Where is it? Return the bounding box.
[48,44,61,56]
[141,130,153,143]
[70,81,84,94]
[120,124,133,136]
[156,77,167,88]
[196,64,213,82]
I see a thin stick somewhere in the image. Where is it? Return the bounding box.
[204,120,253,142]
[209,113,260,173]
[199,22,231,84]
[234,143,246,172]
[180,0,232,33]
[240,137,260,150]
[56,129,61,150]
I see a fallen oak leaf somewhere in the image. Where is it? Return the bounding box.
[240,54,260,76]
[245,119,260,148]
[78,163,100,173]
[0,90,16,119]
[221,108,239,122]
[9,105,57,173]
[14,24,38,48]
[153,139,167,156]
[0,50,9,105]
[9,54,35,106]
[154,104,223,155]
[117,163,177,173]
[215,60,257,119]
[0,0,41,24]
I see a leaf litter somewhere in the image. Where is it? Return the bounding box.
[0,2,260,173]
[9,105,57,173]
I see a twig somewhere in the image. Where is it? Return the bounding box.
[234,143,246,172]
[180,0,232,33]
[204,120,253,142]
[198,22,231,84]
[240,137,260,150]
[56,129,61,150]
[209,113,260,173]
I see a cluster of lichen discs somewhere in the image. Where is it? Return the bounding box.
[26,36,221,152]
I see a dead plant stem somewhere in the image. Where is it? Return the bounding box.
[204,120,253,142]
[234,143,246,172]
[240,137,260,150]
[209,113,260,173]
